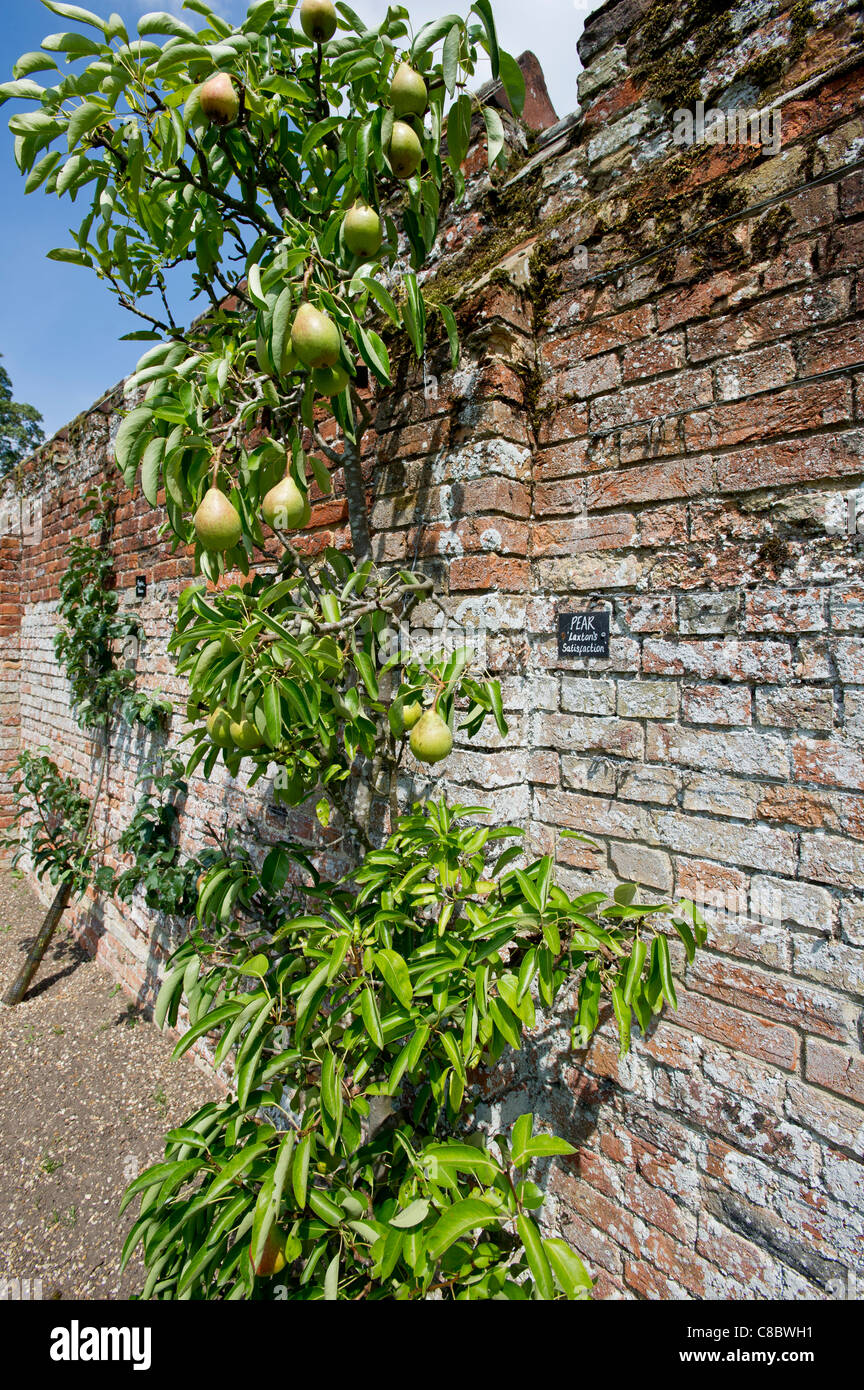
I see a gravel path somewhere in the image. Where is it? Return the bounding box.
[0,871,222,1299]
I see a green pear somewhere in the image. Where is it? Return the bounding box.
[401,700,423,731]
[249,1227,287,1277]
[229,715,263,751]
[206,706,234,748]
[389,120,422,180]
[312,363,350,397]
[262,474,308,530]
[409,708,453,764]
[300,0,337,42]
[194,487,242,552]
[343,202,382,258]
[390,62,427,117]
[290,302,341,369]
[198,72,239,126]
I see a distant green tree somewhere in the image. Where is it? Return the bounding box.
[0,354,44,477]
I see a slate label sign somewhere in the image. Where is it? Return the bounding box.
[557,610,610,660]
[135,575,147,598]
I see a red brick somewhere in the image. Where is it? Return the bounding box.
[717,430,864,493]
[806,1040,864,1105]
[685,379,852,451]
[792,737,864,791]
[586,457,713,509]
[687,278,851,361]
[589,370,713,432]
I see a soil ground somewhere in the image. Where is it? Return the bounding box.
[0,870,221,1299]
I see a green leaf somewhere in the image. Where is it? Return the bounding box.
[390,1198,429,1229]
[412,14,462,57]
[446,93,471,172]
[355,325,390,385]
[14,52,59,78]
[138,11,199,40]
[472,0,500,79]
[140,436,164,506]
[262,682,282,746]
[611,984,632,1057]
[113,406,153,485]
[437,303,459,369]
[355,274,398,326]
[308,1188,344,1227]
[360,986,384,1050]
[498,50,526,118]
[511,1111,533,1168]
[374,947,412,1008]
[41,31,104,57]
[292,1132,311,1209]
[622,938,647,1004]
[544,1237,592,1299]
[655,932,678,1010]
[426,1198,499,1260]
[517,1213,554,1299]
[323,1250,339,1300]
[442,23,461,94]
[41,2,108,30]
[523,1134,576,1160]
[0,80,46,107]
[482,104,505,168]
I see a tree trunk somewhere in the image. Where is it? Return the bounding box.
[341,429,372,563]
[2,879,73,1006]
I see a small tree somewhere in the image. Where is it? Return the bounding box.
[4,0,707,1299]
[0,354,44,478]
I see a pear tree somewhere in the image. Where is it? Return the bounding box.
[3,0,708,1300]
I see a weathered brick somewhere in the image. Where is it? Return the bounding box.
[717,430,864,493]
[756,686,834,729]
[687,278,851,361]
[643,639,792,682]
[685,379,852,452]
[805,1039,864,1106]
[745,587,826,634]
[648,724,789,778]
[586,457,714,510]
[682,684,752,725]
[616,679,678,719]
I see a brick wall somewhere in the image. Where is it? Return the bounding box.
[3,0,864,1299]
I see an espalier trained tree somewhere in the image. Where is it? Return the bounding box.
[4,0,708,1299]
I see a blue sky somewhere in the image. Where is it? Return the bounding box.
[1,0,589,438]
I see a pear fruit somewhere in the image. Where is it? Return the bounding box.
[262,474,308,531]
[389,120,422,180]
[249,1227,287,1277]
[409,708,453,764]
[312,363,349,397]
[290,302,341,369]
[300,0,337,42]
[194,487,242,552]
[229,715,263,751]
[401,699,423,731]
[199,72,239,126]
[343,202,382,258]
[390,62,427,117]
[206,706,234,748]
